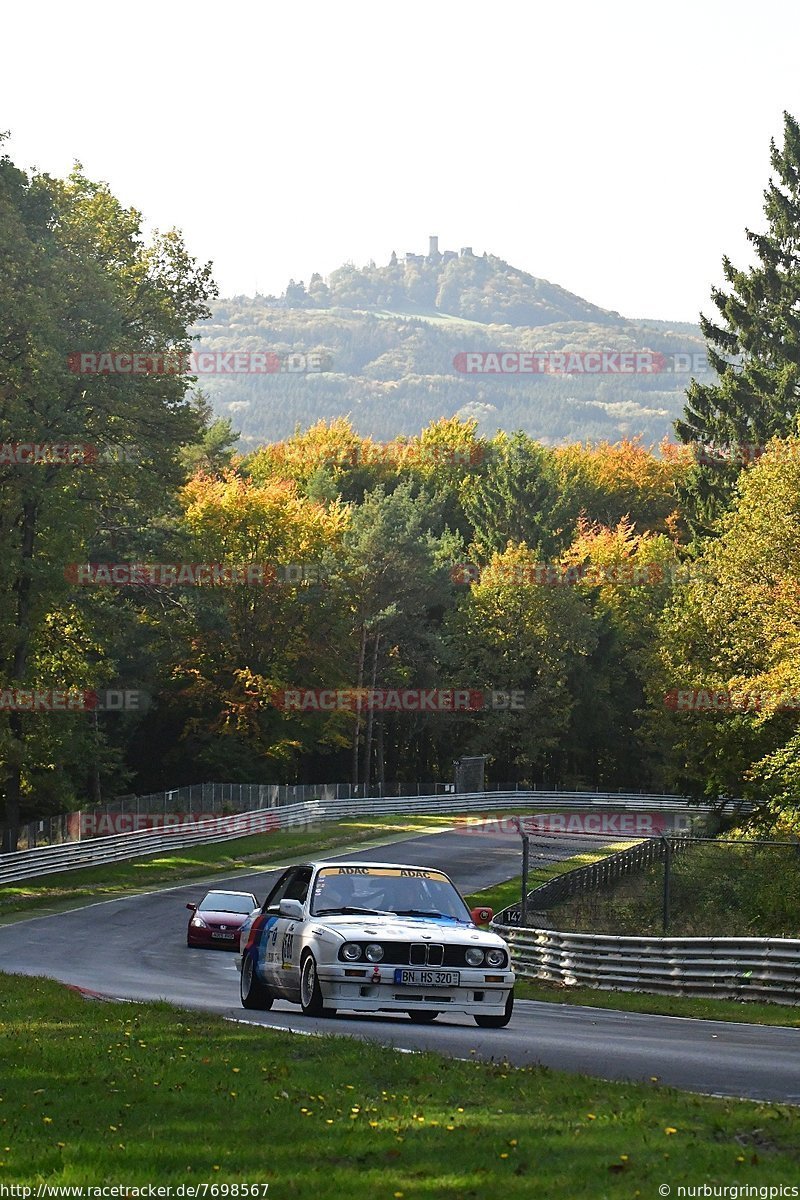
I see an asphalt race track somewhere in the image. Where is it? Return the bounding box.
[1,825,798,1105]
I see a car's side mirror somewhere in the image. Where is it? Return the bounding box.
[186,902,197,911]
[471,906,493,926]
[279,898,304,920]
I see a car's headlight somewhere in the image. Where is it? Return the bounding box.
[342,942,362,961]
[365,943,384,962]
[485,948,506,968]
[465,947,484,966]
[191,916,208,929]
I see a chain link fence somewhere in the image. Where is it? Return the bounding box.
[540,835,800,939]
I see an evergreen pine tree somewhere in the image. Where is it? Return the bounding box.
[676,111,800,534]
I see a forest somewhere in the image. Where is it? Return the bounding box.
[3,114,800,848]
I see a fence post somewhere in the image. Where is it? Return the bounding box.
[662,835,672,934]
[520,832,529,927]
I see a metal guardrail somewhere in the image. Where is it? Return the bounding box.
[16,781,462,848]
[495,925,800,1004]
[17,780,727,848]
[0,790,713,885]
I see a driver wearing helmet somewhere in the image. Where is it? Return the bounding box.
[312,872,352,913]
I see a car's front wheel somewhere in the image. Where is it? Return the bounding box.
[407,1010,439,1023]
[474,990,514,1029]
[299,952,335,1017]
[240,953,274,1010]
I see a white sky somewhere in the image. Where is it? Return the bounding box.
[3,0,799,322]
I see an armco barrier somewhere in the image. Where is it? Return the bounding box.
[494,925,800,1004]
[19,779,722,847]
[0,791,720,885]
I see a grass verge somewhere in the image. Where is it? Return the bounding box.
[511,979,800,1027]
[0,975,797,1194]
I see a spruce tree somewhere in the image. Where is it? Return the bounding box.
[676,111,800,534]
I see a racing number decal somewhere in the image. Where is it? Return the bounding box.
[281,929,294,968]
[250,914,278,973]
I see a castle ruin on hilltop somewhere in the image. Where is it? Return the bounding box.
[399,237,475,266]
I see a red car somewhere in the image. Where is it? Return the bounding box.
[186,889,259,949]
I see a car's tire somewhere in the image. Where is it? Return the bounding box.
[407,1010,439,1023]
[299,952,335,1017]
[240,952,274,1010]
[474,990,514,1029]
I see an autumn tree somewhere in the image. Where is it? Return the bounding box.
[654,436,800,823]
[149,471,351,782]
[0,153,216,847]
[444,543,597,783]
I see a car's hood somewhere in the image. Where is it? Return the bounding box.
[197,910,249,926]
[310,913,508,947]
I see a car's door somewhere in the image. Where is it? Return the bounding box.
[248,869,293,993]
[269,866,313,996]
[260,866,312,994]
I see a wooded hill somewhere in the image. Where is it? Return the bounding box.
[196,246,705,448]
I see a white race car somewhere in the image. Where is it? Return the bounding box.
[239,859,515,1026]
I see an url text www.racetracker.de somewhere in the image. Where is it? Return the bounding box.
[0,1187,269,1198]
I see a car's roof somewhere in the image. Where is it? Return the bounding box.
[201,888,257,896]
[308,860,449,872]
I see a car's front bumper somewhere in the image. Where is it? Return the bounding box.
[317,963,515,1015]
[188,929,240,949]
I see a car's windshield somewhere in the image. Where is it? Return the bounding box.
[310,867,471,921]
[199,892,255,914]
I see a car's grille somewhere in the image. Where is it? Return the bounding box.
[338,941,508,968]
[409,943,443,966]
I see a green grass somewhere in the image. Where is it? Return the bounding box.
[0,975,797,1194]
[0,815,457,919]
[512,979,800,1027]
